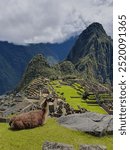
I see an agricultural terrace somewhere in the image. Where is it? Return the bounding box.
[50,80,107,114]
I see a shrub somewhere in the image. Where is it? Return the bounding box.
[82,91,89,100]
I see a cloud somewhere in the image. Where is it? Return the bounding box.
[0,0,113,44]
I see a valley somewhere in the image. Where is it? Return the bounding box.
[0,37,76,95]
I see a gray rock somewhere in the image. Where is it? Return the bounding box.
[42,141,74,150]
[58,112,113,136]
[79,144,107,150]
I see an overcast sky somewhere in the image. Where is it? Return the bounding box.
[0,0,113,44]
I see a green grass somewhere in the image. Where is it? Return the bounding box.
[72,83,84,93]
[51,81,107,114]
[88,95,96,100]
[0,118,112,150]
[86,99,97,104]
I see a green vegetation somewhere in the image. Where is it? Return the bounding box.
[50,80,107,114]
[18,54,58,91]
[0,118,112,150]
[57,61,77,76]
[0,54,19,94]
[99,93,112,101]
[88,94,96,100]
[72,83,84,93]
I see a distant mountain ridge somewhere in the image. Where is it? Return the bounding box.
[0,22,113,95]
[0,37,77,94]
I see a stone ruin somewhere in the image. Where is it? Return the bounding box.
[48,98,88,118]
[0,90,88,122]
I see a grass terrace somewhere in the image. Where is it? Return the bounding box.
[50,80,107,114]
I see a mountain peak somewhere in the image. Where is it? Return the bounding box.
[18,54,50,89]
[67,22,111,63]
[87,22,106,32]
[29,54,49,67]
[86,22,106,34]
[80,22,107,40]
[67,22,113,84]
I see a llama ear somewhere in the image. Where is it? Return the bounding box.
[46,94,55,103]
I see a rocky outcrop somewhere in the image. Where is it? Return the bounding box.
[79,144,107,150]
[42,142,107,150]
[42,141,74,150]
[58,112,113,136]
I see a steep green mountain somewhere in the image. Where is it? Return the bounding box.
[54,61,78,76]
[17,54,58,90]
[0,42,31,94]
[67,22,113,84]
[0,37,76,94]
[0,54,17,94]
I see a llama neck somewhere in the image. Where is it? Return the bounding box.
[42,102,49,120]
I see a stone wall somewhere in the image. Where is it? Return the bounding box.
[0,117,10,123]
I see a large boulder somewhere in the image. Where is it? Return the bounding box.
[79,144,107,150]
[58,112,113,136]
[42,141,74,150]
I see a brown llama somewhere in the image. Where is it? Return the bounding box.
[9,99,50,130]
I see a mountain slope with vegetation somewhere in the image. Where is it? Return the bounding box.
[54,61,78,77]
[0,37,76,94]
[67,22,113,84]
[16,22,113,94]
[17,54,58,91]
[0,22,113,95]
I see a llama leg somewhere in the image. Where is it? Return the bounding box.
[13,120,25,129]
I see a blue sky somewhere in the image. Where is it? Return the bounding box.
[0,0,113,44]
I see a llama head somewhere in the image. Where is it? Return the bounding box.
[46,94,55,102]
[41,94,56,111]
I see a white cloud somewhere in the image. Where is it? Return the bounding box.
[0,0,113,44]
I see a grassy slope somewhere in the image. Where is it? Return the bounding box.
[51,81,107,114]
[0,118,112,150]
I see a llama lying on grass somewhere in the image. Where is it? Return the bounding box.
[9,99,49,130]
